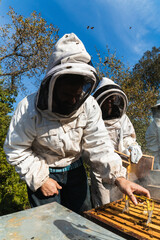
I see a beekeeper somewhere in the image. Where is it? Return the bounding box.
[91,77,143,207]
[4,33,149,214]
[145,100,160,169]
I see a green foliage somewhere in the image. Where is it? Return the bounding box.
[131,46,160,91]
[0,163,29,216]
[0,7,59,91]
[0,81,29,216]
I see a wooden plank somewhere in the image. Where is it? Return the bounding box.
[130,155,154,179]
[115,151,154,180]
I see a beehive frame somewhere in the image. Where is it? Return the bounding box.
[84,198,160,240]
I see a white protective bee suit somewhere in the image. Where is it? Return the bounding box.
[4,34,126,200]
[91,77,142,207]
[145,100,160,169]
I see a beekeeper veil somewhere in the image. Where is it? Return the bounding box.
[151,100,160,127]
[151,100,160,118]
[93,78,128,120]
[36,33,99,117]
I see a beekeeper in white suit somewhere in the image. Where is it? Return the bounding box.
[146,100,160,169]
[4,33,149,214]
[91,77,143,207]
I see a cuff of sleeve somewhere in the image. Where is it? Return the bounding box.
[111,166,127,185]
[30,175,49,192]
[27,164,50,192]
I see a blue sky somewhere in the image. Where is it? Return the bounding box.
[1,0,160,106]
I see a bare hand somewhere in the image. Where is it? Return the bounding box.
[40,178,62,197]
[115,177,150,205]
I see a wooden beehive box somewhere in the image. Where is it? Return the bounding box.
[115,151,154,181]
[84,198,160,240]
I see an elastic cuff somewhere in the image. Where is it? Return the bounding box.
[32,175,49,192]
[111,167,127,185]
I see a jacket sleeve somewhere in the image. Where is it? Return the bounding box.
[118,115,142,163]
[145,121,159,153]
[121,115,137,149]
[82,96,126,184]
[3,95,49,192]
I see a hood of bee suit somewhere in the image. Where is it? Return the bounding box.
[93,77,128,120]
[36,33,99,118]
[151,100,160,120]
[151,100,160,109]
